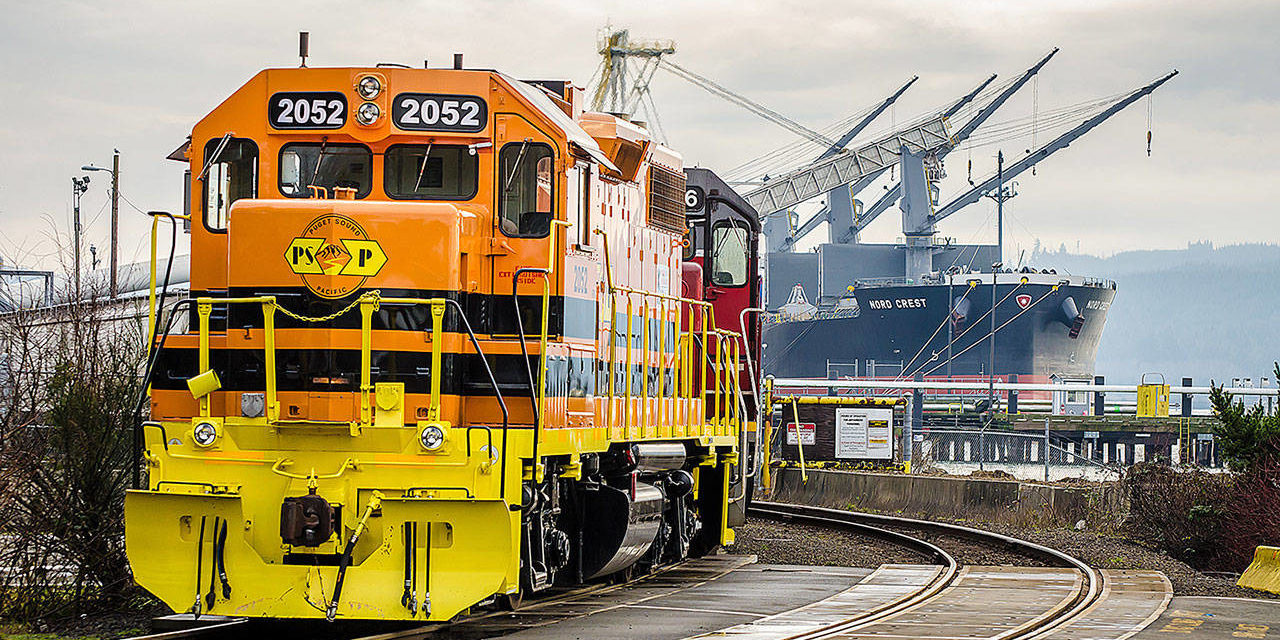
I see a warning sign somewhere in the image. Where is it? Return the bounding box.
[785,422,816,446]
[285,214,387,299]
[834,407,894,459]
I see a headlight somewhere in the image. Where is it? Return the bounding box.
[356,75,382,100]
[419,424,446,451]
[192,421,219,447]
[356,101,381,125]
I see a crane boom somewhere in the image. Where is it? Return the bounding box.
[660,59,837,147]
[769,75,995,250]
[743,116,952,215]
[817,76,919,160]
[848,49,1060,239]
[933,69,1178,222]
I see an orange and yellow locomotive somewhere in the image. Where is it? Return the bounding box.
[125,59,758,622]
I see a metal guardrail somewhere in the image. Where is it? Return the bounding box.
[770,377,1280,397]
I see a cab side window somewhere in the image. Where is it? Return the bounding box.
[498,142,553,237]
[711,222,750,287]
[203,137,258,232]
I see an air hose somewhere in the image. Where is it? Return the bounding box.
[326,491,384,621]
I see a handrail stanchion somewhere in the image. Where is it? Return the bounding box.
[536,276,550,433]
[427,300,446,422]
[607,290,618,438]
[625,293,635,439]
[197,300,212,418]
[263,299,279,422]
[660,302,670,437]
[641,300,650,438]
[359,297,375,429]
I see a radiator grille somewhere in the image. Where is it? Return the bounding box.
[647,166,686,233]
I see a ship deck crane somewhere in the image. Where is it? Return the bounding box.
[848,48,1060,242]
[931,69,1178,224]
[742,115,953,215]
[770,73,998,252]
[764,76,924,250]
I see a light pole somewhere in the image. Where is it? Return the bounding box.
[988,261,1002,416]
[71,175,91,302]
[82,149,120,297]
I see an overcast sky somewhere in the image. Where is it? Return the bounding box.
[1,0,1276,272]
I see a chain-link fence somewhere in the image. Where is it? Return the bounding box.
[911,426,1123,481]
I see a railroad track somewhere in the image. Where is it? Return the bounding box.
[125,503,1114,640]
[119,555,746,640]
[740,501,1106,640]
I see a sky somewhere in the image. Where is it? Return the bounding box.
[1,0,1277,274]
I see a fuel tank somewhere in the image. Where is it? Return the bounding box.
[579,482,664,579]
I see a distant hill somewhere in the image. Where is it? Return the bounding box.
[1027,242,1280,386]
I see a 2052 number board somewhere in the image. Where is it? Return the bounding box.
[392,93,487,132]
[269,92,347,129]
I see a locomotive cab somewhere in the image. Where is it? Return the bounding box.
[126,64,754,622]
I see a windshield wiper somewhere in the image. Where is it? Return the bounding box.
[304,137,329,193]
[412,142,434,192]
[503,139,531,193]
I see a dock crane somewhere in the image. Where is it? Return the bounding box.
[768,74,995,252]
[772,49,1060,252]
[892,69,1178,280]
[930,69,1179,224]
[762,76,925,250]
[846,49,1060,244]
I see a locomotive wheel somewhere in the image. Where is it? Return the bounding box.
[499,590,524,611]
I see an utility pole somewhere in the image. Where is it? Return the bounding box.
[110,150,119,297]
[978,152,1009,471]
[83,150,120,296]
[996,151,1004,263]
[71,175,91,303]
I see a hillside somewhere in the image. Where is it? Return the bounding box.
[1027,242,1280,386]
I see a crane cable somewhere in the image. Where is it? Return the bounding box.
[900,278,1027,381]
[659,59,835,147]
[919,283,1059,378]
[894,279,980,382]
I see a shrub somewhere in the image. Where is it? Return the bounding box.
[1121,463,1233,570]
[1210,362,1280,474]
[0,292,149,622]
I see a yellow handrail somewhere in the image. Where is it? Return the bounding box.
[189,293,454,429]
[359,298,375,427]
[791,397,808,484]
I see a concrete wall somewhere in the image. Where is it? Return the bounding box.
[769,468,1122,526]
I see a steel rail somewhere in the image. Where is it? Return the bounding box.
[747,504,959,640]
[749,501,1104,639]
[118,619,247,640]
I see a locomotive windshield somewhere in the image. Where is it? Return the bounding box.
[384,144,478,200]
[279,142,372,198]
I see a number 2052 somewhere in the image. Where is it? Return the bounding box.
[392,93,487,132]
[268,92,347,129]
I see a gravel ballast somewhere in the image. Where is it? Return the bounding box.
[736,511,1278,600]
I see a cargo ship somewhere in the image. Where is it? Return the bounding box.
[761,266,1115,381]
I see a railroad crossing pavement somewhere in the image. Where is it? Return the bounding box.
[1132,596,1280,639]
[437,554,870,640]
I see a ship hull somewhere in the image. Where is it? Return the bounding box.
[763,281,1114,379]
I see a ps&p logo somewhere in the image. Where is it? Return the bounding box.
[285,214,387,299]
